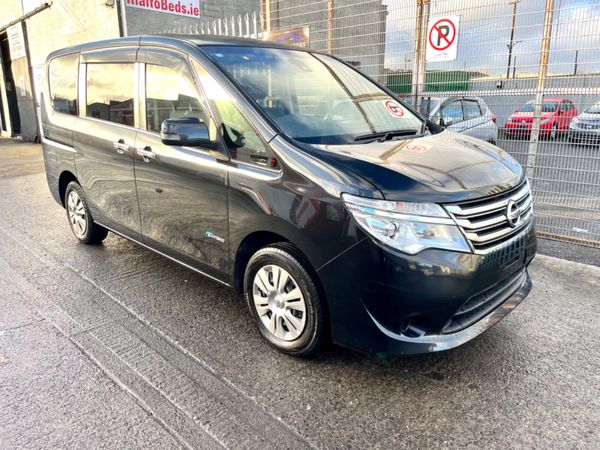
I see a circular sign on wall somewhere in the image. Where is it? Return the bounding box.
[428,18,457,51]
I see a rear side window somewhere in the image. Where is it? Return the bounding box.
[442,101,463,124]
[49,54,78,115]
[86,63,135,126]
[145,64,208,133]
[463,100,482,120]
[561,101,573,111]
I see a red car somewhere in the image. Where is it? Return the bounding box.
[504,98,577,139]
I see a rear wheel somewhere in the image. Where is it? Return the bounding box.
[244,244,326,357]
[65,181,108,244]
[549,123,558,140]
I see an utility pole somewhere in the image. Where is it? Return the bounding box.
[118,0,128,37]
[327,0,334,54]
[412,0,430,113]
[512,55,517,78]
[573,49,579,76]
[526,0,554,179]
[506,0,519,79]
[260,0,271,34]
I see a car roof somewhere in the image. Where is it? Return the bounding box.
[437,95,484,102]
[165,34,308,49]
[47,35,314,61]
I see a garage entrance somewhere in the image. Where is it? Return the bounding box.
[0,31,21,136]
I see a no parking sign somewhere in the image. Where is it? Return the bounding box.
[426,15,460,62]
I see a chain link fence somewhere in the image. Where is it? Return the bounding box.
[161,0,600,248]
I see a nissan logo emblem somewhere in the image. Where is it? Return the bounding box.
[506,200,521,228]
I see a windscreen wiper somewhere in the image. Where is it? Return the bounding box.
[352,129,420,143]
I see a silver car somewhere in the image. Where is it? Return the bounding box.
[569,101,600,144]
[410,96,499,144]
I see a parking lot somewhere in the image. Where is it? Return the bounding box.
[500,134,600,246]
[1,140,599,449]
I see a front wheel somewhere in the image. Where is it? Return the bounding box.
[244,244,326,357]
[65,181,108,244]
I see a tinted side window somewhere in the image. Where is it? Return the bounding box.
[145,64,208,133]
[215,99,274,167]
[49,54,78,115]
[194,61,276,168]
[86,63,134,126]
[463,100,482,120]
[442,101,463,124]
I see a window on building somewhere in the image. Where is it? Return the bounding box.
[49,53,78,115]
[86,63,134,126]
[145,64,208,133]
[463,100,482,120]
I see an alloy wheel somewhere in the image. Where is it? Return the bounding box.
[252,264,307,341]
[67,190,87,238]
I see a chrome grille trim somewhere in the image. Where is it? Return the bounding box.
[445,182,530,217]
[444,181,534,254]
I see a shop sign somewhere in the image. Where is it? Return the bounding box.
[125,0,201,18]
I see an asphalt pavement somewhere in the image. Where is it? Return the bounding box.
[0,139,599,449]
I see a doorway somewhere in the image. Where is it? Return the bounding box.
[0,31,21,135]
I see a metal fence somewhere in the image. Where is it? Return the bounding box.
[161,0,600,249]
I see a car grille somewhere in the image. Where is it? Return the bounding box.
[578,121,600,130]
[441,269,527,334]
[444,181,533,254]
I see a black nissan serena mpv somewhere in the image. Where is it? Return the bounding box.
[41,36,536,357]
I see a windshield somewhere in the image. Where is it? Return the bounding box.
[519,101,558,113]
[585,103,600,114]
[202,46,423,144]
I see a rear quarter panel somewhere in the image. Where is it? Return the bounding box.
[40,59,78,206]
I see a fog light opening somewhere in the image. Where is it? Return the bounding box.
[401,316,429,338]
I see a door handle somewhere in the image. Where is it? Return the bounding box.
[137,146,156,162]
[113,139,130,154]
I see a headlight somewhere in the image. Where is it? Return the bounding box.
[540,118,551,124]
[341,193,470,254]
[570,118,579,128]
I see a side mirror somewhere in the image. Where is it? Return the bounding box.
[161,117,210,147]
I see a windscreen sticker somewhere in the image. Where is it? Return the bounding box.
[383,100,405,118]
[404,143,431,153]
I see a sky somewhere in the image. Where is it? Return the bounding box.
[382,0,600,75]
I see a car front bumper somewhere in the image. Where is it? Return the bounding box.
[504,123,552,136]
[317,224,537,356]
[569,129,600,143]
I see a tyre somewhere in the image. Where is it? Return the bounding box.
[65,181,108,244]
[244,243,326,357]
[549,123,558,140]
